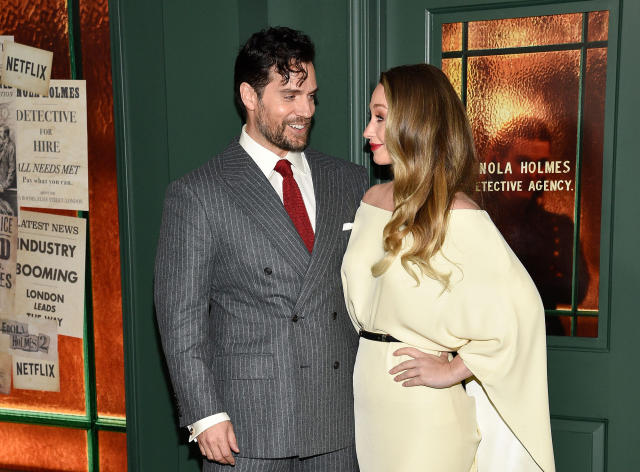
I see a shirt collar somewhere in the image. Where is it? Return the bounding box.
[239,125,307,177]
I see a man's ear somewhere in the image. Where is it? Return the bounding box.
[240,82,258,112]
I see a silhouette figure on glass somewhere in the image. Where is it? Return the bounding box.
[482,117,588,334]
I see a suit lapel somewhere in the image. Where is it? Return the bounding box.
[293,151,342,313]
[221,140,311,277]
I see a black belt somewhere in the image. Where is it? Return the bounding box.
[359,329,401,343]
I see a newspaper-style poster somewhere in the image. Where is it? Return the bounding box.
[15,211,86,338]
[0,215,17,315]
[2,317,59,392]
[1,42,52,97]
[0,58,18,217]
[15,80,88,211]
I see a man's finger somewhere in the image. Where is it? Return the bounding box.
[211,444,230,465]
[228,425,240,453]
[393,347,428,358]
[218,441,235,466]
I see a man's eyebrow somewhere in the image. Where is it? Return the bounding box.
[279,87,319,94]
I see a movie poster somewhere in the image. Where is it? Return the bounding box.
[2,317,59,392]
[15,211,86,338]
[15,79,88,211]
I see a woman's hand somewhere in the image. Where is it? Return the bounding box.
[389,347,471,388]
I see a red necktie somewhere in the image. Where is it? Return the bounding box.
[274,159,314,252]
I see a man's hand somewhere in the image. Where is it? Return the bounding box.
[389,347,455,388]
[196,420,240,465]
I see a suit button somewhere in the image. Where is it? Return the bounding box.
[292,315,299,322]
[333,361,340,369]
[332,312,337,320]
[264,267,272,275]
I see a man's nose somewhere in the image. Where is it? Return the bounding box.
[296,98,314,118]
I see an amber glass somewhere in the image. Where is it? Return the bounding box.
[0,336,85,414]
[442,22,462,52]
[0,0,71,80]
[0,422,87,471]
[441,58,462,99]
[588,11,609,42]
[468,13,582,50]
[468,50,581,310]
[578,47,608,312]
[576,316,598,337]
[79,0,126,419]
[98,430,128,471]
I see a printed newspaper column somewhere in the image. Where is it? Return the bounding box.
[15,80,88,211]
[15,211,86,338]
[0,42,52,97]
[4,317,59,392]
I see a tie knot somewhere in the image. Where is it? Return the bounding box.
[274,159,293,178]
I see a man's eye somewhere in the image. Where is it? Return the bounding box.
[284,95,295,100]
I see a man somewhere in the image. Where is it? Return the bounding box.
[155,27,368,471]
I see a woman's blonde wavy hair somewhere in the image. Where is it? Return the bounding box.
[371,64,478,288]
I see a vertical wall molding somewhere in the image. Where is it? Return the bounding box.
[349,0,385,173]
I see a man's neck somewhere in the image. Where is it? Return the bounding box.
[244,122,287,158]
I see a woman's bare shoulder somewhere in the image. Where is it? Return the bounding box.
[362,182,394,211]
[450,192,481,210]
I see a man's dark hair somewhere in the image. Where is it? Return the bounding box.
[234,27,315,120]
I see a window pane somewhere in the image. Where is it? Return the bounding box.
[468,50,581,310]
[578,48,608,312]
[588,11,609,42]
[575,316,598,337]
[468,14,582,50]
[442,22,462,52]
[545,315,571,336]
[99,430,127,471]
[79,0,126,419]
[442,58,462,99]
[0,335,86,414]
[0,422,87,471]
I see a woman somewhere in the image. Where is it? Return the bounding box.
[341,64,555,471]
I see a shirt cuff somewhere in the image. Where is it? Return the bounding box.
[188,412,231,442]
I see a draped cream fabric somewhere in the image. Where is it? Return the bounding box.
[341,202,555,472]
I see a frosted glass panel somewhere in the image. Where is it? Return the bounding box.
[441,58,462,99]
[468,14,582,49]
[588,11,609,42]
[442,22,462,52]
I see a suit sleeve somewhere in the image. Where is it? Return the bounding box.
[154,179,223,427]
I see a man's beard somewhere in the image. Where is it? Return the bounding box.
[256,102,310,152]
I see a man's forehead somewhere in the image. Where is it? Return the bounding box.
[268,62,315,88]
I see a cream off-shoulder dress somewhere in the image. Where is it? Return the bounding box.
[341,202,555,472]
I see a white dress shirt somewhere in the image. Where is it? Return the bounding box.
[188,126,316,441]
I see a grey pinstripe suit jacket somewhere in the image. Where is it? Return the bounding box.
[154,138,369,459]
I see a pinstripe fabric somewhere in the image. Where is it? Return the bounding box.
[155,138,368,460]
[205,446,357,471]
